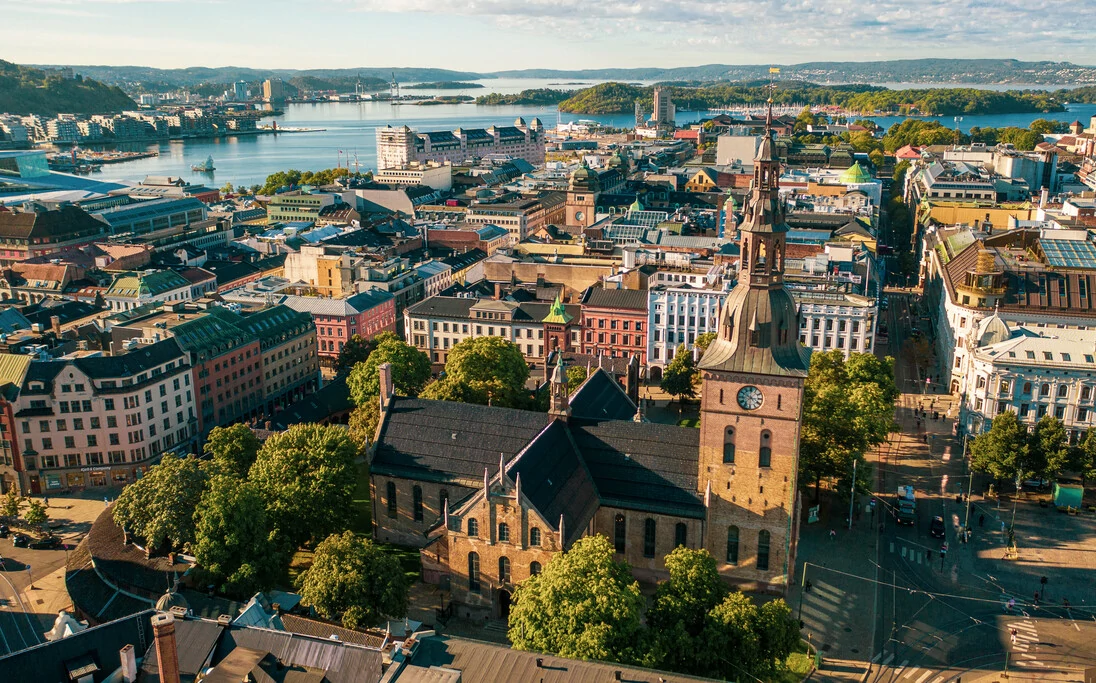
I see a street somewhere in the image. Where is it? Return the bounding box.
[795,290,1096,683]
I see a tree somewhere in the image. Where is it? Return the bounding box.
[799,351,896,500]
[509,535,644,664]
[869,148,886,168]
[347,402,380,455]
[192,475,286,597]
[755,600,801,677]
[418,376,488,404]
[644,547,728,673]
[444,337,530,408]
[566,365,588,391]
[347,332,431,407]
[295,531,409,629]
[203,424,261,479]
[1069,430,1096,485]
[693,331,717,356]
[2,488,22,520]
[698,592,762,680]
[23,499,48,530]
[112,453,208,550]
[1028,415,1069,481]
[660,344,697,403]
[248,424,358,547]
[336,334,375,376]
[220,182,234,195]
[970,411,1029,486]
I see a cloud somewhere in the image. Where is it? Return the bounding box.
[341,0,1096,62]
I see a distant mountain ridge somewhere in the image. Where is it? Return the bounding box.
[32,65,485,89]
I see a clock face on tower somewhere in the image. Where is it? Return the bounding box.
[737,385,764,410]
[575,211,585,221]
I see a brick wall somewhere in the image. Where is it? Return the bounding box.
[591,507,703,583]
[371,475,475,547]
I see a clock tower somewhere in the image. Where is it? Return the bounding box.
[565,163,599,231]
[697,100,811,591]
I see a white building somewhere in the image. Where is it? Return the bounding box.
[793,290,877,357]
[375,119,545,171]
[373,162,453,191]
[962,315,1096,437]
[647,271,730,370]
[414,260,454,298]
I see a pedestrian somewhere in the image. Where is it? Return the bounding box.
[1007,598,1016,612]
[1033,591,1040,606]
[805,580,813,593]
[43,496,48,508]
[979,513,985,527]
[1063,598,1070,609]
[829,529,836,541]
[1010,628,1017,644]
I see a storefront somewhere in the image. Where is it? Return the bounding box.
[66,472,85,489]
[89,470,107,487]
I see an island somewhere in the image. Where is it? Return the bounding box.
[557,81,1068,116]
[475,88,572,106]
[404,81,484,90]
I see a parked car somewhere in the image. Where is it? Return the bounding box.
[29,534,61,550]
[929,516,946,539]
[0,524,9,538]
[1023,478,1049,490]
[12,533,30,548]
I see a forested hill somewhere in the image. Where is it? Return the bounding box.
[557,82,1067,116]
[0,60,136,115]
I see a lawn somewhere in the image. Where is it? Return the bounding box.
[770,640,815,683]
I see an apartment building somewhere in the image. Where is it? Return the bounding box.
[405,295,580,368]
[579,287,648,365]
[282,290,397,369]
[647,271,731,371]
[104,270,193,312]
[464,193,566,245]
[9,338,195,494]
[266,192,339,224]
[0,203,109,264]
[372,162,453,191]
[793,290,876,357]
[236,305,320,415]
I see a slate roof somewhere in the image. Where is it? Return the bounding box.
[372,399,550,484]
[272,376,352,429]
[106,270,190,299]
[210,626,383,683]
[22,299,102,328]
[139,616,225,682]
[0,204,108,240]
[279,614,387,649]
[85,505,190,598]
[508,421,599,546]
[568,368,636,421]
[0,307,31,334]
[569,418,704,518]
[580,286,648,312]
[73,338,185,380]
[282,290,394,317]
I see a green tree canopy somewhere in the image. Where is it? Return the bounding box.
[509,535,644,664]
[644,547,728,673]
[418,376,488,404]
[203,424,261,479]
[443,336,530,408]
[346,332,431,407]
[112,453,208,550]
[347,402,380,455]
[970,411,1030,484]
[2,488,22,520]
[1028,415,1069,481]
[193,475,286,597]
[1069,430,1096,485]
[295,531,410,629]
[698,592,762,679]
[24,499,48,529]
[336,334,376,376]
[693,332,717,356]
[660,344,697,402]
[248,424,358,547]
[566,365,588,391]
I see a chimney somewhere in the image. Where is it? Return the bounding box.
[50,315,61,335]
[120,644,137,682]
[151,613,181,683]
[494,282,502,300]
[378,362,394,410]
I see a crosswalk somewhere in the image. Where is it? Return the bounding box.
[1007,618,1045,668]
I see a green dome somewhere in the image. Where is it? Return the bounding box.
[628,197,644,213]
[840,162,872,184]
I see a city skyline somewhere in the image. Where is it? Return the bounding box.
[4,0,1096,70]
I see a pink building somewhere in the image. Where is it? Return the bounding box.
[283,289,397,369]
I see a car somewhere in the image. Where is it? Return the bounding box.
[1022,478,1049,490]
[12,533,30,548]
[29,534,62,550]
[0,524,9,538]
[929,516,946,539]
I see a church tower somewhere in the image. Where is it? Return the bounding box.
[565,163,599,231]
[696,100,811,591]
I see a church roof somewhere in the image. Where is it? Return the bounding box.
[569,368,637,421]
[698,284,810,377]
[541,294,574,324]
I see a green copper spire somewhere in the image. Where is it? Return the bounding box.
[542,294,573,324]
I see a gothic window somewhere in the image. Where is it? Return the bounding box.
[413,485,423,522]
[757,530,771,571]
[498,522,510,543]
[643,518,657,558]
[723,427,736,464]
[499,556,511,584]
[468,552,481,593]
[675,522,687,548]
[386,482,397,518]
[614,514,626,553]
[759,430,772,468]
[530,561,542,576]
[467,518,479,537]
[530,527,541,547]
[726,526,740,565]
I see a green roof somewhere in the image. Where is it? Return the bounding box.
[628,197,645,213]
[541,295,573,324]
[106,270,190,299]
[839,161,873,184]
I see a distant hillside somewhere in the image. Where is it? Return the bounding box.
[35,65,487,91]
[0,60,136,115]
[493,59,1096,85]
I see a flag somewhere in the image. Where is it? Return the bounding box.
[769,67,781,74]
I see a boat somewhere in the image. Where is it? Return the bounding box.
[192,155,215,172]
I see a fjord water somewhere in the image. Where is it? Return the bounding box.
[93,78,1096,188]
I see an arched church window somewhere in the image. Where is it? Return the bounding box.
[759,430,772,468]
[723,427,736,464]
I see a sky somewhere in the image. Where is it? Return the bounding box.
[3,0,1096,71]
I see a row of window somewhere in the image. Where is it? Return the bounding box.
[985,379,1093,401]
[721,427,772,467]
[585,332,644,347]
[466,553,540,593]
[588,319,644,332]
[801,318,862,333]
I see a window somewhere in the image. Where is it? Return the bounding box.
[467,518,479,537]
[614,514,626,553]
[1085,387,1094,401]
[757,530,771,571]
[64,436,75,449]
[1058,385,1068,398]
[87,435,97,447]
[1055,406,1065,419]
[530,561,542,576]
[468,552,481,593]
[530,527,541,547]
[726,526,740,565]
[413,486,423,522]
[498,522,510,543]
[499,556,511,584]
[759,430,772,467]
[643,518,656,558]
[723,427,736,464]
[1023,382,1032,395]
[1041,383,1050,397]
[675,522,687,548]
[386,481,397,518]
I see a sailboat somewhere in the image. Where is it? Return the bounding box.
[192,155,215,172]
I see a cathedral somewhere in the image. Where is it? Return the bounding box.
[368,106,811,620]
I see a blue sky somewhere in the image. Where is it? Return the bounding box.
[4,0,1094,70]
